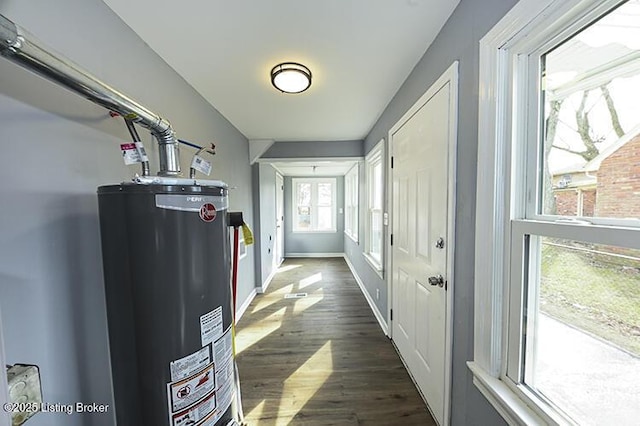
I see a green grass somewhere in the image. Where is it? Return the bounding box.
[539,242,640,356]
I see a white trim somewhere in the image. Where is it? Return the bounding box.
[473,0,634,424]
[344,163,360,243]
[248,139,275,164]
[363,252,383,278]
[343,255,389,336]
[344,231,359,244]
[292,177,337,233]
[467,362,547,426]
[236,288,257,323]
[258,269,277,294]
[364,140,385,269]
[284,252,344,258]
[387,61,459,426]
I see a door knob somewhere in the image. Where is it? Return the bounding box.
[428,275,444,288]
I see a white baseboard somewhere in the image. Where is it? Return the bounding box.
[257,269,277,294]
[285,252,344,258]
[236,288,257,322]
[343,255,389,336]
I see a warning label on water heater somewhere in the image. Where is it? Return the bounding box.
[168,363,216,413]
[170,390,216,426]
[166,326,235,426]
[200,306,223,347]
[170,345,212,382]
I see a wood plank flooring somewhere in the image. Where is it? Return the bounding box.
[235,258,436,425]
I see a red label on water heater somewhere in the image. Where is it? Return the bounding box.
[199,203,216,222]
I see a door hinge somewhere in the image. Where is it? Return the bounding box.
[390,234,393,246]
[390,309,393,321]
[445,280,448,291]
[391,156,394,169]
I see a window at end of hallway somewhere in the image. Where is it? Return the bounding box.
[365,141,384,273]
[292,178,337,233]
[345,164,359,243]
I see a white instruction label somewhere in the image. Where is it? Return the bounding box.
[209,327,236,425]
[135,141,149,162]
[168,363,216,413]
[191,155,212,176]
[170,345,212,382]
[170,390,216,426]
[200,306,223,347]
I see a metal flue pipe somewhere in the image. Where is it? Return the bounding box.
[0,14,181,176]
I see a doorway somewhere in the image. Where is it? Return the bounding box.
[388,62,458,426]
[275,172,285,267]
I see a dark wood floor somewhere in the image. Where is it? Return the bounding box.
[235,257,436,425]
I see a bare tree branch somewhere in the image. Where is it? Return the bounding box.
[600,83,625,138]
[574,90,601,161]
[544,99,563,214]
[551,144,591,157]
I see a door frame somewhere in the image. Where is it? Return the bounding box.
[275,172,285,267]
[386,61,458,425]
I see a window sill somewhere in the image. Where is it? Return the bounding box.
[363,253,383,279]
[344,231,359,244]
[467,362,548,426]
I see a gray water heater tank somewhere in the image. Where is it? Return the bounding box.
[97,182,239,426]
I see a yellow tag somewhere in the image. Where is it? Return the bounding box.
[241,223,254,245]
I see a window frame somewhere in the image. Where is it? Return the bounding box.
[344,163,360,243]
[471,0,640,424]
[291,177,337,233]
[364,140,385,273]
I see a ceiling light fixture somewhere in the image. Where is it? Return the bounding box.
[271,62,312,94]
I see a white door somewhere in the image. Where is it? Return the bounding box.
[390,64,457,425]
[275,173,285,266]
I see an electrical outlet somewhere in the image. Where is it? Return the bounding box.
[376,289,380,300]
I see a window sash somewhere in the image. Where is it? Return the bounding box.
[345,164,359,241]
[365,141,384,270]
[473,0,640,424]
[503,1,640,422]
[292,178,336,232]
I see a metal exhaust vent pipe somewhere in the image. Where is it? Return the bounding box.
[0,14,181,176]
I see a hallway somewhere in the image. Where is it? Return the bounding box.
[235,257,436,425]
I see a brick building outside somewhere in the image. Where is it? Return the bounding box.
[552,131,640,219]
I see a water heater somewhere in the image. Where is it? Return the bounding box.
[98,181,239,426]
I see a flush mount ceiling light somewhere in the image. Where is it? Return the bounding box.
[271,62,312,94]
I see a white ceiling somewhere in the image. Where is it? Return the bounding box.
[102,0,460,142]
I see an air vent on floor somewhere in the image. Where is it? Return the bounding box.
[284,293,308,299]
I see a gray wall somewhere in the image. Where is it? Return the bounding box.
[262,140,363,158]
[346,0,517,424]
[284,176,345,255]
[0,1,254,425]
[252,163,278,287]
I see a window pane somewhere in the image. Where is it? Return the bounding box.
[297,206,311,230]
[524,236,640,425]
[317,206,332,230]
[318,183,332,206]
[373,162,383,208]
[370,209,382,262]
[298,183,311,206]
[540,1,640,220]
